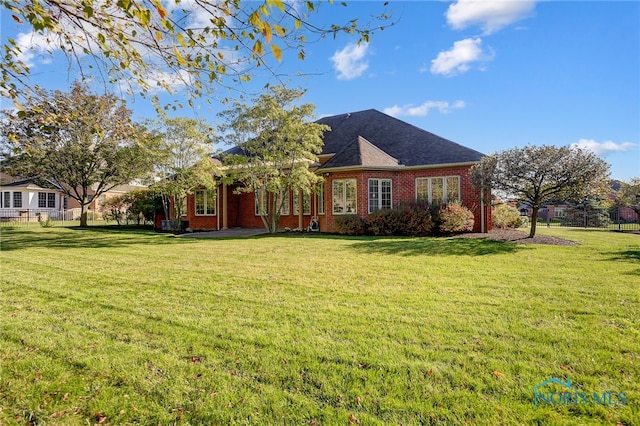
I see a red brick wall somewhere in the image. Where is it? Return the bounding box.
[180,167,492,233]
[182,192,218,230]
[233,190,317,230]
[322,166,491,233]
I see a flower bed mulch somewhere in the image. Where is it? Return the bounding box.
[454,229,579,246]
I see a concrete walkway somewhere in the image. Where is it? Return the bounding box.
[176,227,269,238]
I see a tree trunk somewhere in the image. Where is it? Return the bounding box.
[80,202,89,227]
[529,206,539,238]
[270,211,282,233]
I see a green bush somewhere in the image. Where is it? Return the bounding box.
[37,214,53,228]
[333,214,366,235]
[397,201,434,236]
[366,209,408,236]
[439,202,474,234]
[365,202,434,237]
[492,204,526,229]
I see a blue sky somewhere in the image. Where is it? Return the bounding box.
[2,1,639,180]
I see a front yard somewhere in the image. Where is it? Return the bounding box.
[0,226,638,424]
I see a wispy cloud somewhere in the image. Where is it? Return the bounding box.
[384,100,466,117]
[571,139,637,157]
[331,43,370,80]
[431,38,492,76]
[14,31,58,68]
[446,0,536,35]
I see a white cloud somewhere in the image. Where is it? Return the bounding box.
[15,31,57,68]
[330,43,370,80]
[384,100,466,117]
[431,38,492,76]
[571,139,637,157]
[446,0,536,35]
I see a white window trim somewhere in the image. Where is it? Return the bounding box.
[195,189,216,216]
[38,192,47,208]
[368,178,393,214]
[47,193,56,208]
[317,183,325,215]
[415,176,461,204]
[13,191,22,208]
[255,188,268,216]
[278,191,290,216]
[293,191,311,216]
[332,178,357,215]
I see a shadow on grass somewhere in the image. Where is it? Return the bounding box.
[0,226,192,251]
[346,236,525,257]
[605,248,640,276]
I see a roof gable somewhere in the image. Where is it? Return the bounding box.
[321,135,399,169]
[316,109,484,167]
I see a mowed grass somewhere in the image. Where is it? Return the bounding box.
[0,226,638,425]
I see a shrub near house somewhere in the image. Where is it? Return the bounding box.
[493,204,527,229]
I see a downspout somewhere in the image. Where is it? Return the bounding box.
[216,185,220,230]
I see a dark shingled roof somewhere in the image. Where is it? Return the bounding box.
[1,177,63,191]
[317,109,484,168]
[220,109,484,168]
[322,135,399,169]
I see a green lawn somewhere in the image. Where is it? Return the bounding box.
[1,226,638,425]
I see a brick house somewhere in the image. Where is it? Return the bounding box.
[179,109,491,233]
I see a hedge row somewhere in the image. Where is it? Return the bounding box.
[333,201,474,236]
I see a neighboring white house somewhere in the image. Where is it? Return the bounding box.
[0,178,66,221]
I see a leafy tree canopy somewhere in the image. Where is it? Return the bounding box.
[218,85,329,232]
[0,82,156,226]
[2,0,392,108]
[145,115,218,227]
[615,177,640,222]
[471,144,610,237]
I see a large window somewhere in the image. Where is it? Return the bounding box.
[37,192,56,208]
[255,188,268,216]
[332,179,357,214]
[38,192,47,208]
[277,191,290,215]
[368,179,392,213]
[293,191,311,215]
[1,192,8,208]
[195,189,216,215]
[13,191,22,208]
[317,183,325,215]
[180,197,187,217]
[416,176,460,204]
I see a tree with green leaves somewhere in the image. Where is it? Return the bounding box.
[615,177,640,223]
[0,82,155,227]
[471,145,610,238]
[102,188,162,225]
[146,116,218,230]
[218,86,328,233]
[2,0,391,107]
